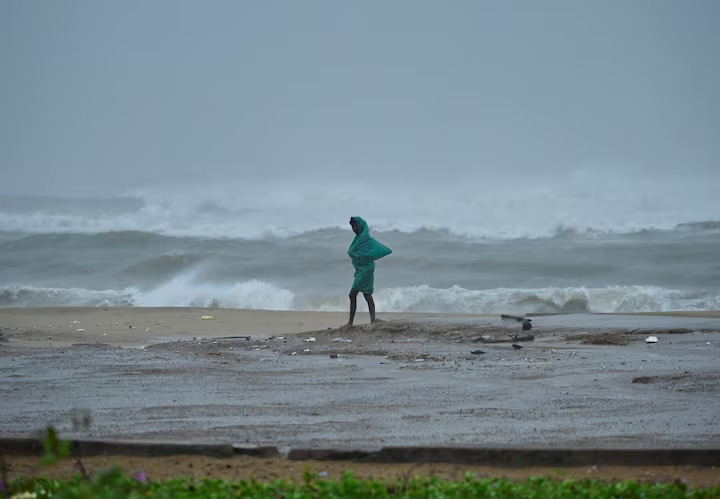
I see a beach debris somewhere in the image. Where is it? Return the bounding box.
[645,336,659,343]
[470,350,485,355]
[317,471,328,477]
[330,354,339,359]
[73,320,79,325]
[501,314,532,328]
[303,348,310,353]
[144,328,151,332]
[476,334,534,343]
[201,315,214,320]
[305,337,316,343]
[76,328,85,332]
[414,358,424,362]
[512,344,523,350]
[331,337,352,343]
[291,351,298,356]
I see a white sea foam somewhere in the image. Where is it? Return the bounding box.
[2,282,717,313]
[320,284,720,314]
[1,169,718,240]
[0,279,295,310]
[135,274,295,310]
[0,285,137,308]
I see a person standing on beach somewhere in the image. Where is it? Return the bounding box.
[343,216,392,328]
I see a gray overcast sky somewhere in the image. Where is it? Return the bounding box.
[1,0,718,194]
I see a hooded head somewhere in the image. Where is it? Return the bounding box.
[348,216,370,256]
[348,216,392,261]
[349,216,367,235]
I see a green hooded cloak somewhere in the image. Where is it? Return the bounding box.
[348,217,392,294]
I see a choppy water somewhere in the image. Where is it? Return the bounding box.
[1,179,718,314]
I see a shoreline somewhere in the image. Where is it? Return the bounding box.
[0,307,490,348]
[1,307,719,348]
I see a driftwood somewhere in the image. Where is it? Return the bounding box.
[500,314,527,322]
[500,314,533,330]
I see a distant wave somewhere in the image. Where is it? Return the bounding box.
[674,221,720,233]
[2,175,719,240]
[2,208,720,243]
[4,283,716,313]
[120,253,206,281]
[0,231,175,250]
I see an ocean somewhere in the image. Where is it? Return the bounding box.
[1,175,718,313]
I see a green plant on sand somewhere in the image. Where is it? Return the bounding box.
[5,469,720,498]
[3,428,719,498]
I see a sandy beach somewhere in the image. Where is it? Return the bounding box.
[3,307,719,347]
[3,307,720,484]
[0,307,446,348]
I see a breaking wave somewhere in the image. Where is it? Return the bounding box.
[4,283,715,314]
[0,280,295,310]
[318,285,720,314]
[0,285,137,308]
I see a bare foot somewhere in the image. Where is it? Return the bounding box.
[371,319,385,323]
[340,323,354,330]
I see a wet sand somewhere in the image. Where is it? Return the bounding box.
[2,308,720,483]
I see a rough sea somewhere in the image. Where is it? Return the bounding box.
[1,174,718,314]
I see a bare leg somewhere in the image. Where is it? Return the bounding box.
[343,289,359,328]
[364,293,376,323]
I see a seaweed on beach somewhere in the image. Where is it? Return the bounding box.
[567,331,637,345]
[632,373,720,393]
